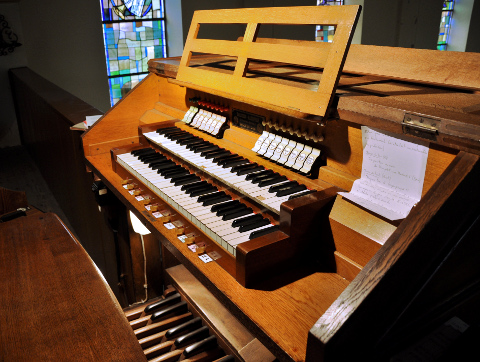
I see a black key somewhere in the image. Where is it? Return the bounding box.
[238,218,271,232]
[216,155,242,166]
[185,138,205,147]
[202,194,231,206]
[249,225,279,240]
[276,184,307,197]
[222,207,252,221]
[131,147,155,156]
[158,165,183,176]
[205,150,231,159]
[251,173,280,184]
[194,145,219,154]
[231,214,263,227]
[216,203,247,217]
[149,159,172,168]
[175,135,197,143]
[163,168,190,179]
[139,154,163,162]
[151,301,188,322]
[164,131,186,139]
[144,293,182,314]
[245,169,274,181]
[222,158,249,168]
[212,154,237,164]
[189,185,217,197]
[165,317,203,340]
[185,181,216,194]
[147,155,167,165]
[188,142,211,151]
[183,335,217,359]
[168,133,192,141]
[231,163,256,173]
[200,147,223,157]
[172,174,201,186]
[269,180,299,193]
[134,150,156,159]
[179,137,204,146]
[237,165,264,176]
[288,189,317,200]
[181,180,207,192]
[156,126,178,134]
[155,162,178,171]
[258,175,288,187]
[197,191,227,203]
[211,200,240,213]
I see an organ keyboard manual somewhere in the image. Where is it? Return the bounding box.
[82,5,480,362]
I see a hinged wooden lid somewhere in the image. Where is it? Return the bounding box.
[172,5,361,119]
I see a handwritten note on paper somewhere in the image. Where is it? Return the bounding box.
[339,127,429,220]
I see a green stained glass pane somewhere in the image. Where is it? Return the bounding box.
[437,1,455,50]
[315,3,342,43]
[101,1,166,105]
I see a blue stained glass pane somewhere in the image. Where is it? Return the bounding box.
[315,1,343,42]
[101,1,166,105]
[437,1,455,50]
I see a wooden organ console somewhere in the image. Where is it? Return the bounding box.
[80,5,480,362]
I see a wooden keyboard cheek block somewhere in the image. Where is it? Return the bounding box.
[236,187,340,287]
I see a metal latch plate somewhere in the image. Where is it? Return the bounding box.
[402,113,440,141]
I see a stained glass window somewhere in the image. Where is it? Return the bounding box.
[438,1,455,51]
[316,0,344,42]
[100,0,167,105]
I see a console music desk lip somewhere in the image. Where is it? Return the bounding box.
[85,151,350,362]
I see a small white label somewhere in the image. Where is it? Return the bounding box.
[199,254,213,263]
[152,211,162,218]
[188,244,197,252]
[135,195,144,201]
[178,235,187,243]
[164,222,175,229]
[145,205,151,211]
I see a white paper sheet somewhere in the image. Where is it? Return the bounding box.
[339,127,429,220]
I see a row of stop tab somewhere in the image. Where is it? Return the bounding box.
[182,106,227,137]
[252,131,321,175]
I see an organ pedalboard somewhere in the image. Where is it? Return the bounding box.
[123,263,275,362]
[111,118,339,287]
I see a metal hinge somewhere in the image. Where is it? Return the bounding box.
[402,113,440,141]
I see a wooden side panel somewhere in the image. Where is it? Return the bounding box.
[0,213,146,361]
[345,44,480,92]
[82,75,188,156]
[0,187,28,215]
[307,152,480,361]
[329,196,396,268]
[9,67,123,305]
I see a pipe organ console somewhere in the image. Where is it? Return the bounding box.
[81,5,480,362]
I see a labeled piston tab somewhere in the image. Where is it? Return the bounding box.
[172,220,185,235]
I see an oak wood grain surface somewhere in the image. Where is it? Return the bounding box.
[0,213,146,361]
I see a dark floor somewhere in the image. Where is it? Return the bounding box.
[0,145,75,232]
